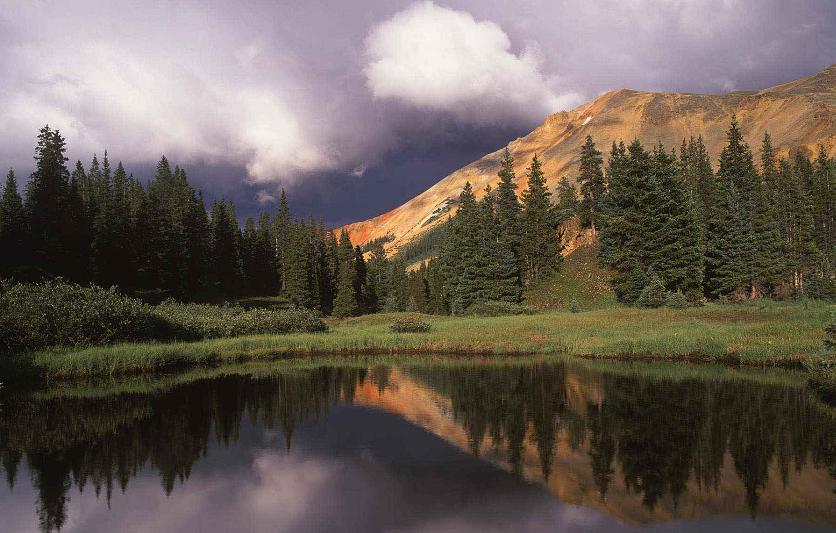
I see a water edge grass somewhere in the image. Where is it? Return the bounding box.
[2,299,832,381]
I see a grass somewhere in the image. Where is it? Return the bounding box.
[2,299,832,381]
[524,244,617,311]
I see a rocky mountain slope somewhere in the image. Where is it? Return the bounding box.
[342,64,836,252]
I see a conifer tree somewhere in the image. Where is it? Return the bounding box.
[643,143,704,298]
[283,221,314,308]
[494,148,523,273]
[520,155,561,285]
[332,229,359,317]
[0,170,26,277]
[577,135,605,235]
[708,116,762,298]
[445,182,483,312]
[365,241,389,313]
[555,176,578,224]
[274,189,291,293]
[600,140,651,302]
[64,170,91,282]
[425,258,447,314]
[210,198,243,298]
[478,188,522,303]
[385,257,409,312]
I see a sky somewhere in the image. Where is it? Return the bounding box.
[0,0,834,226]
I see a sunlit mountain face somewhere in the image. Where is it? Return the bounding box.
[1,361,833,532]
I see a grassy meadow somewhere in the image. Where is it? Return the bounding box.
[3,299,832,381]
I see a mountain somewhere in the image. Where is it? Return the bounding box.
[342,64,836,253]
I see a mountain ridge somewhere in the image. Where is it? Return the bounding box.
[342,64,836,252]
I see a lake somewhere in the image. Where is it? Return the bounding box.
[0,359,834,532]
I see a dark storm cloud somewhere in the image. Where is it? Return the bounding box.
[0,0,832,225]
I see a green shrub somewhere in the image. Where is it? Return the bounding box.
[464,300,535,317]
[0,280,327,354]
[389,314,431,333]
[152,300,326,340]
[664,290,689,309]
[569,298,580,313]
[0,278,156,353]
[635,276,666,308]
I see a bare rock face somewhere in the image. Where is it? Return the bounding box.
[342,65,836,252]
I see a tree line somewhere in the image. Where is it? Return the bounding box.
[0,125,392,316]
[577,116,834,303]
[1,119,832,316]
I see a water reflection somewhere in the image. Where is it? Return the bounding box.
[0,361,833,532]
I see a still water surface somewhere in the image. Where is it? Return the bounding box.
[0,360,834,532]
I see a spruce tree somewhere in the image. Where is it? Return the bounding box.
[385,257,409,312]
[521,155,560,285]
[24,125,72,277]
[332,229,359,317]
[0,170,26,278]
[708,116,762,298]
[494,148,523,275]
[446,182,482,312]
[643,143,704,298]
[555,176,578,224]
[284,221,314,308]
[577,135,606,235]
[274,189,291,293]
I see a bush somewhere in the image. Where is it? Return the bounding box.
[389,314,431,333]
[635,276,666,308]
[569,298,580,313]
[463,300,535,317]
[0,278,156,353]
[152,300,326,340]
[664,290,689,309]
[0,279,327,354]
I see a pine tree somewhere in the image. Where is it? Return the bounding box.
[332,229,359,317]
[555,176,578,224]
[811,146,834,268]
[24,125,72,277]
[242,216,259,294]
[0,170,26,278]
[210,198,243,298]
[385,258,409,312]
[521,155,560,285]
[64,171,91,282]
[600,140,651,302]
[494,148,523,274]
[445,182,483,312]
[274,189,291,293]
[365,241,389,314]
[749,136,785,294]
[642,143,704,298]
[577,135,605,235]
[708,116,762,298]
[425,258,447,314]
[478,188,522,303]
[284,220,314,308]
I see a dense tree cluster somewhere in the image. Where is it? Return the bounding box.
[0,126,376,314]
[3,120,831,315]
[587,117,834,303]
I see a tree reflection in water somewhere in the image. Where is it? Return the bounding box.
[0,362,833,532]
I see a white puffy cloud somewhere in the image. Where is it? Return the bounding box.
[364,2,582,123]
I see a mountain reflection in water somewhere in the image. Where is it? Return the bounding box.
[0,361,834,532]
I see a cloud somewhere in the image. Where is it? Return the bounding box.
[255,189,278,205]
[0,2,337,185]
[364,2,582,123]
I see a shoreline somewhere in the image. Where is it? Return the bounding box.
[1,301,831,382]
